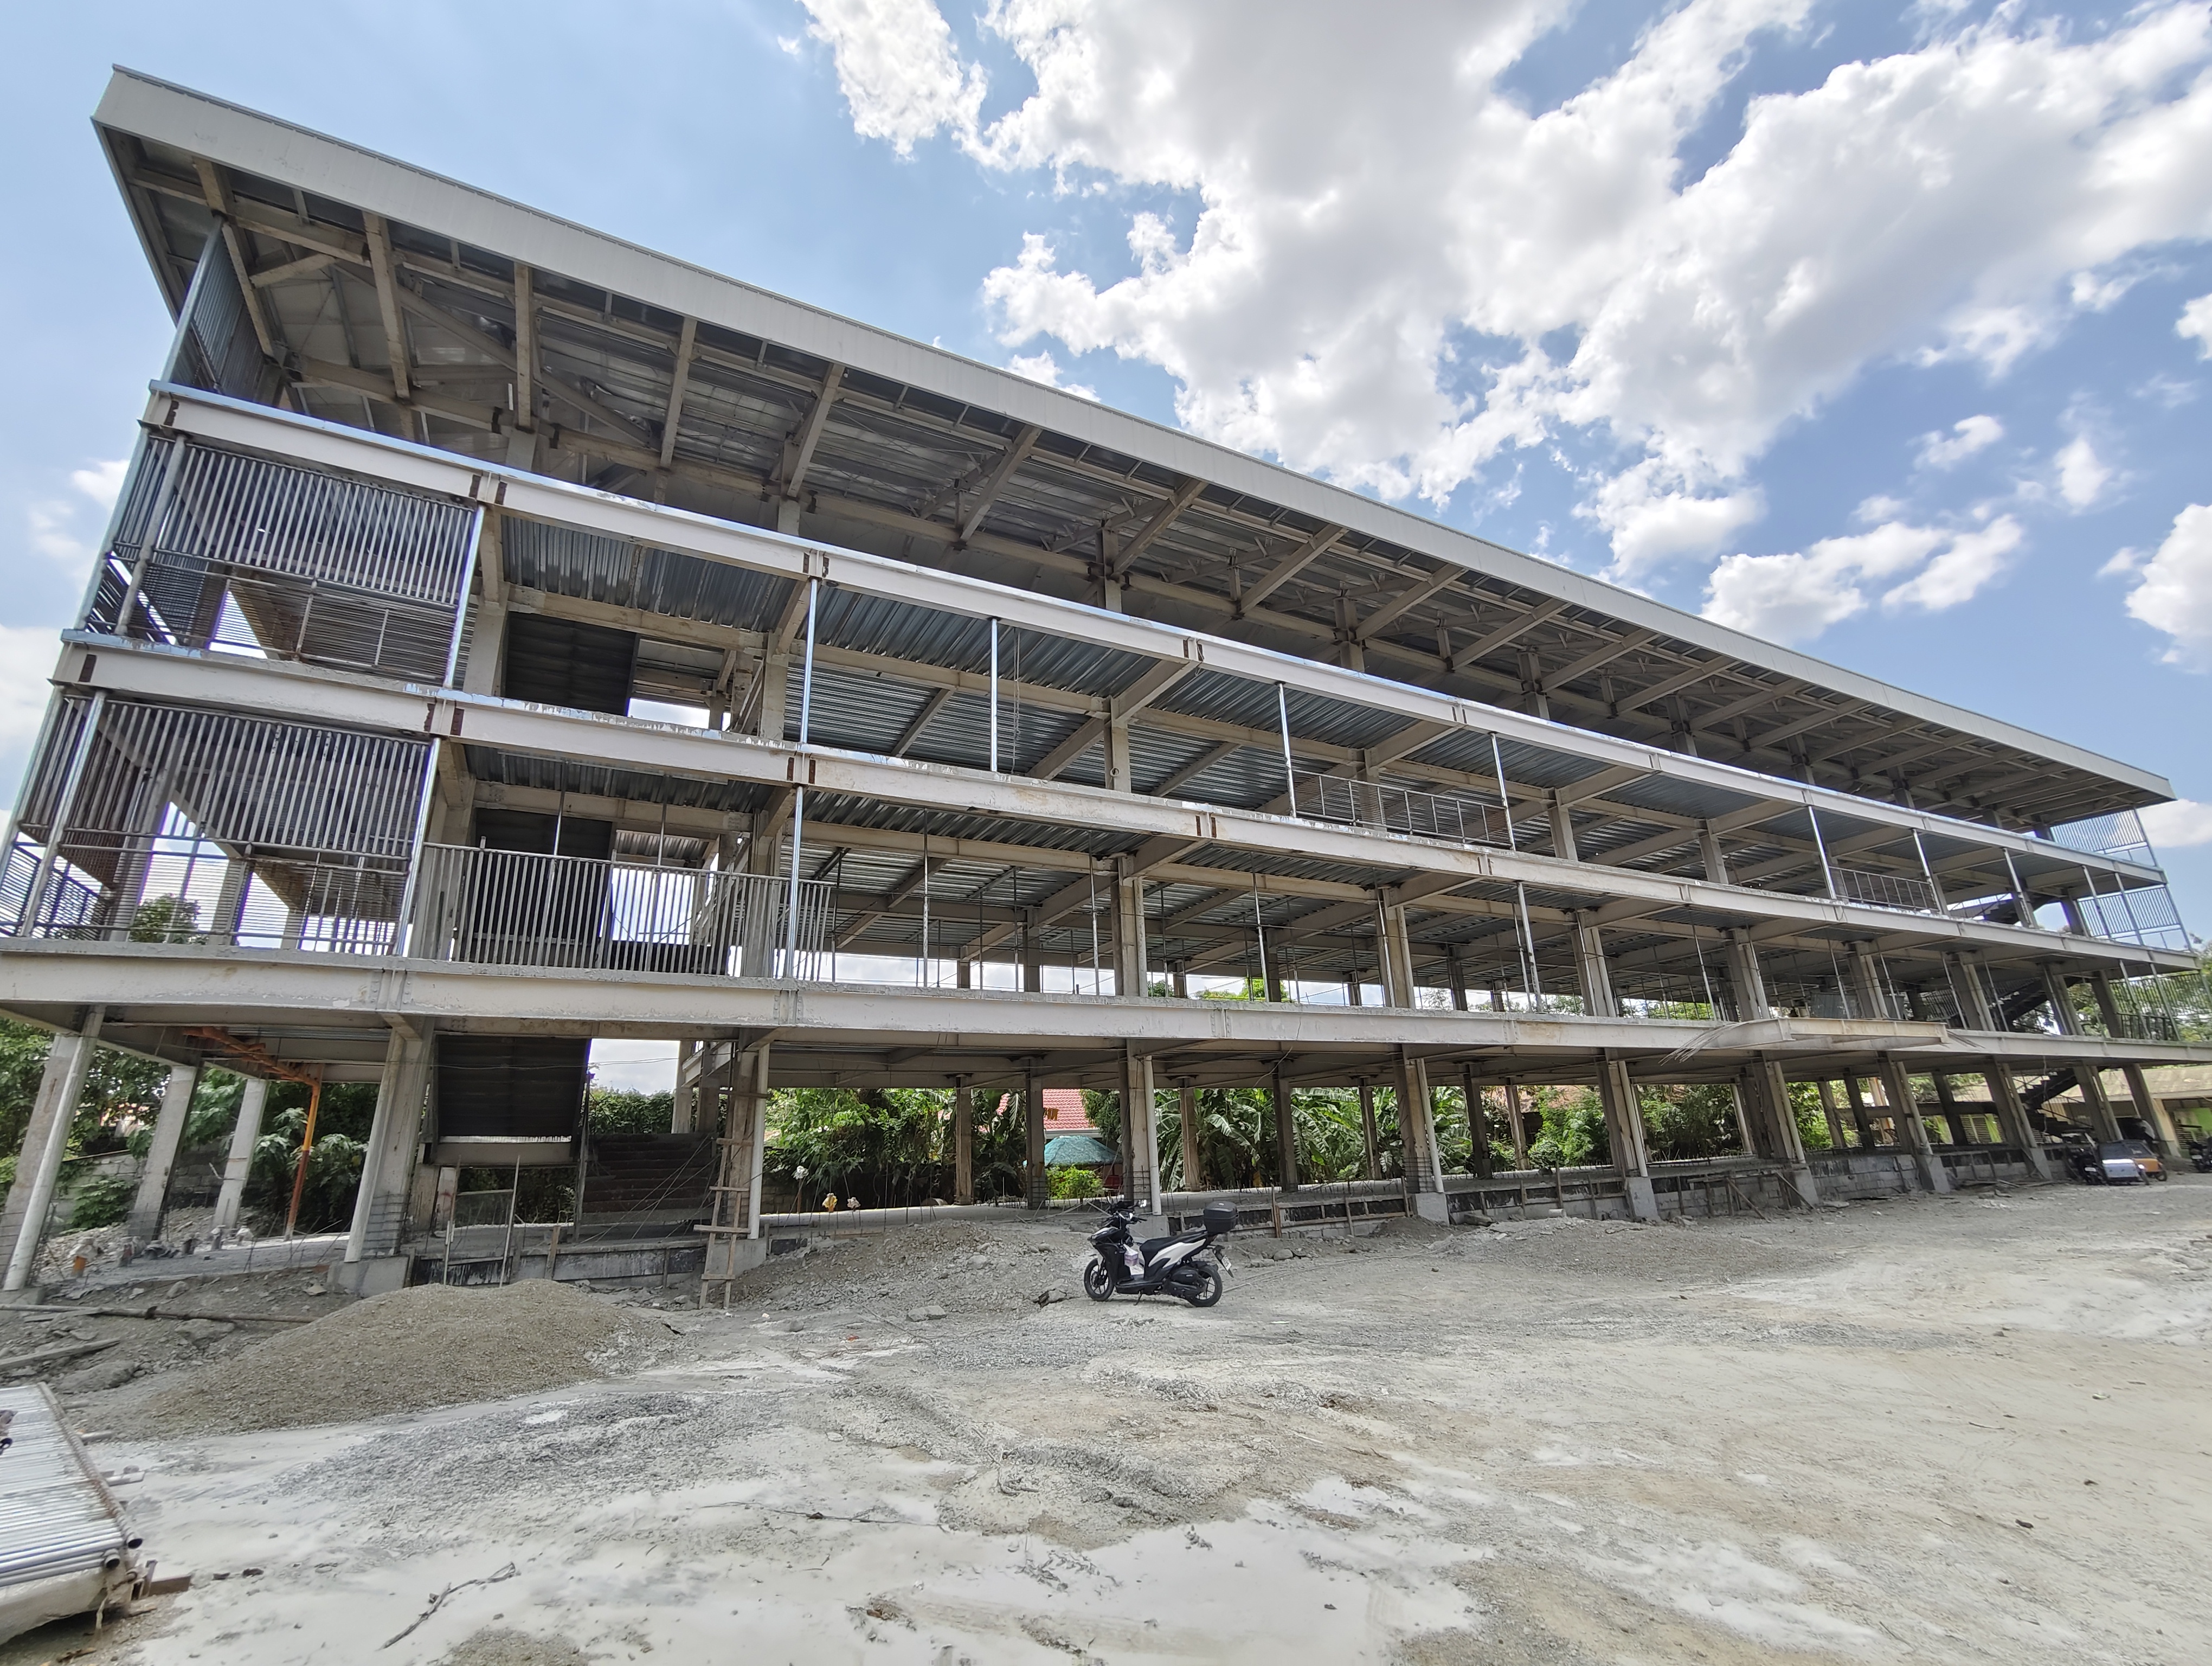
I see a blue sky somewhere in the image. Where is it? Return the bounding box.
[6,0,2212,965]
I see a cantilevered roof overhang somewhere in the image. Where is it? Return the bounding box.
[90,67,2172,831]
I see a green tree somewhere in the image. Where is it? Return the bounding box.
[587,1087,675,1136]
[765,1087,952,1208]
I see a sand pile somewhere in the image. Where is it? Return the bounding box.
[136,1279,676,1435]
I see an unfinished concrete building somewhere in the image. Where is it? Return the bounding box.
[3,72,2208,1294]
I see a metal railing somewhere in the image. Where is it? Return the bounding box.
[407,843,833,978]
[1831,866,1937,914]
[1,827,408,954]
[1288,770,1502,847]
[86,435,474,683]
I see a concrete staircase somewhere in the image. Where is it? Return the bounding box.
[577,1133,714,1226]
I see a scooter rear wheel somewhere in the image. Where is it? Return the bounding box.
[1082,1257,1116,1301]
[1181,1266,1223,1308]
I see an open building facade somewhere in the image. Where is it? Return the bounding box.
[3,72,2209,1294]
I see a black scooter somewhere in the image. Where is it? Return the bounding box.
[1082,1198,1236,1307]
[2190,1139,2212,1175]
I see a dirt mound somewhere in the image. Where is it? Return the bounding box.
[134,1279,675,1434]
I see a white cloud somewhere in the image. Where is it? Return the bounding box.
[2141,798,2212,848]
[798,0,985,156]
[2054,433,2112,508]
[884,0,2212,584]
[0,625,57,752]
[1703,519,1944,642]
[1579,461,1764,581]
[21,457,128,587]
[1006,350,1098,400]
[1881,515,2023,614]
[1915,414,2002,469]
[1701,515,2017,643]
[2179,291,2212,356]
[2124,502,2212,667]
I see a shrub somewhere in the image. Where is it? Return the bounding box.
[1049,1164,1103,1200]
[68,1169,136,1229]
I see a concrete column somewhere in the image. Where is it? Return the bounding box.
[1168,1080,1200,1191]
[2074,1065,2122,1143]
[952,1077,975,1206]
[2088,970,2126,1037]
[1023,1065,1045,1208]
[1021,917,1043,994]
[1929,1073,1966,1145]
[1816,1079,1848,1150]
[1548,793,1578,862]
[1378,895,1417,1008]
[672,1040,698,1132]
[1959,951,2004,1030]
[740,795,790,977]
[1,1013,103,1291]
[1572,915,1617,1017]
[1393,1048,1448,1219]
[1749,1059,1819,1206]
[753,650,790,741]
[211,1077,269,1232]
[462,514,510,696]
[1445,950,1469,1012]
[2041,965,2082,1035]
[1270,1063,1300,1194]
[1357,1084,1381,1179]
[1113,861,1148,997]
[1726,931,1771,1019]
[1123,1048,1160,1215]
[1845,944,1888,1022]
[2119,1061,2182,1150]
[702,1040,774,1294]
[1502,1080,1528,1168]
[1984,1066,2052,1178]
[1106,717,1133,792]
[344,1023,436,1269]
[126,1061,201,1242]
[1843,1073,1880,1148]
[1462,1062,1491,1179]
[1597,1056,1658,1219]
[1698,822,1728,884]
[1876,1056,1950,1193]
[431,1166,459,1232]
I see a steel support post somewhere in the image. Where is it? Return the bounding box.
[1502,1080,1528,1168]
[1358,1083,1380,1180]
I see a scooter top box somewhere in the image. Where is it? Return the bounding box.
[1201,1202,1238,1236]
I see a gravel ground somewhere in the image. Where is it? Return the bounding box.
[8,1177,2210,1665]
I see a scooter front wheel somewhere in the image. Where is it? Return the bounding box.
[1082,1257,1116,1301]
